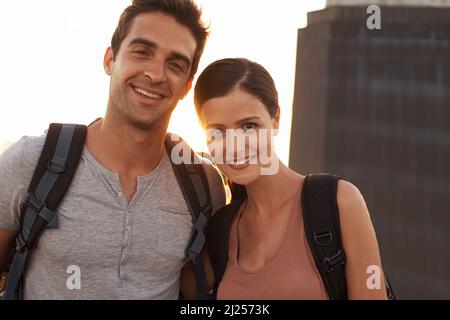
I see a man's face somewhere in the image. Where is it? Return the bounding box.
[104,11,197,130]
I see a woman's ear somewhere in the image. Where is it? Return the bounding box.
[104,47,114,76]
[273,108,281,131]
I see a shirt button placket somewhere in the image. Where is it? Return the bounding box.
[119,209,132,280]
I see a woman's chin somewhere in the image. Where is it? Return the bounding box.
[221,165,260,186]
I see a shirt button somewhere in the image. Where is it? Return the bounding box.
[118,192,123,197]
[126,226,131,231]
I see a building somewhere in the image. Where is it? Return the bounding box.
[290,0,450,299]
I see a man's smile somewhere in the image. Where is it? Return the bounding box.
[131,85,167,101]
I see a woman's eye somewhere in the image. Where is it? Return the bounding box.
[243,123,257,131]
[213,128,225,136]
[206,128,225,141]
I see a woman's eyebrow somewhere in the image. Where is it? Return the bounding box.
[205,116,262,129]
[236,116,262,124]
[205,123,224,129]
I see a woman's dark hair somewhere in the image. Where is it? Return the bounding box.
[111,0,209,80]
[194,58,279,118]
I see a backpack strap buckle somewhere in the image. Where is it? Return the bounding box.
[23,193,44,214]
[22,193,56,222]
[323,249,346,273]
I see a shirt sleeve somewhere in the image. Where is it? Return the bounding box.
[0,136,44,231]
[0,139,25,231]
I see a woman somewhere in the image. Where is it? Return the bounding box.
[181,58,389,300]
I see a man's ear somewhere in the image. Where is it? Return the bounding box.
[181,78,193,100]
[104,47,115,76]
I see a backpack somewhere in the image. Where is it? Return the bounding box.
[3,123,214,300]
[206,173,396,300]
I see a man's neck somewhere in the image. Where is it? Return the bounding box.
[86,116,167,177]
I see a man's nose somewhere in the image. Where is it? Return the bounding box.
[144,59,167,83]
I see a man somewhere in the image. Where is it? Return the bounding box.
[0,0,225,299]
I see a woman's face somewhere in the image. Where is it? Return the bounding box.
[200,88,279,185]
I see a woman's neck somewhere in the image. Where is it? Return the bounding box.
[244,160,303,218]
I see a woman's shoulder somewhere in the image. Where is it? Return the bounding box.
[336,179,368,217]
[335,179,374,240]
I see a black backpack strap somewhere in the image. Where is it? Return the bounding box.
[385,274,397,300]
[3,123,87,300]
[207,184,246,299]
[164,133,213,300]
[301,173,348,300]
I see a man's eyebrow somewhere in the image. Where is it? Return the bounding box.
[128,37,192,68]
[128,37,158,49]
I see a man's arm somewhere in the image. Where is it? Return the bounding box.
[0,229,16,272]
[180,245,215,299]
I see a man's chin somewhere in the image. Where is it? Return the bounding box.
[124,116,156,131]
[127,112,171,132]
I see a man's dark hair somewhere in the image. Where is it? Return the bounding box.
[111,0,209,80]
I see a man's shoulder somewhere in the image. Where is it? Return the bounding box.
[0,134,47,212]
[0,134,46,169]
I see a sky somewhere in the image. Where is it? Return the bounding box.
[0,0,327,164]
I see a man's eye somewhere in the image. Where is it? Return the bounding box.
[169,61,184,72]
[133,49,148,55]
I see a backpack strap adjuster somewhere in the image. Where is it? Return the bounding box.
[201,203,212,217]
[187,211,209,261]
[15,233,27,253]
[47,156,67,174]
[38,207,57,223]
[23,193,44,214]
[323,249,346,273]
